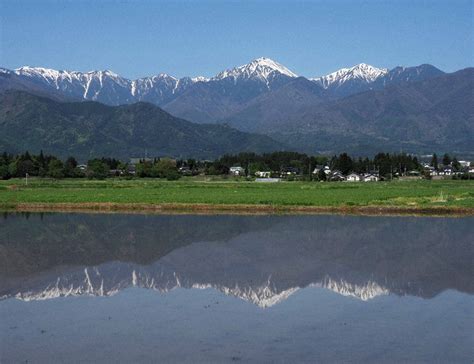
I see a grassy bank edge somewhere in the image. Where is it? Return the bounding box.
[1,202,473,216]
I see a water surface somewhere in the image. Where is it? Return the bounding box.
[1,213,473,363]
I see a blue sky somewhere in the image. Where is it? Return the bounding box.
[1,0,472,79]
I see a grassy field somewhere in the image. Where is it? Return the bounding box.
[0,177,473,214]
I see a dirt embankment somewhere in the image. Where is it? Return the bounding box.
[2,202,473,216]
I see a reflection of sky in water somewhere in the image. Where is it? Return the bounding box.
[0,213,473,362]
[1,287,473,363]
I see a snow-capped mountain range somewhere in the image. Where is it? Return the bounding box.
[1,57,444,108]
[11,66,198,105]
[12,57,298,92]
[6,57,298,105]
[309,62,445,97]
[2,57,463,155]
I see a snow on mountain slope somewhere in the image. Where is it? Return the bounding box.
[12,66,203,105]
[155,57,300,123]
[14,66,132,103]
[312,63,388,89]
[191,76,210,83]
[129,73,192,104]
[0,67,12,74]
[213,57,297,84]
[11,59,295,106]
[16,67,127,89]
[11,57,297,105]
[310,63,445,99]
[3,61,445,110]
[12,58,298,98]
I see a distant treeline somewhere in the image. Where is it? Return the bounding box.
[0,151,119,180]
[210,151,421,177]
[0,150,467,180]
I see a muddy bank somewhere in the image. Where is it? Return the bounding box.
[1,202,473,216]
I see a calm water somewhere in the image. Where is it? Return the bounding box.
[0,213,473,363]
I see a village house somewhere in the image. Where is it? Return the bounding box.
[255,171,271,178]
[363,173,379,182]
[345,172,380,182]
[346,173,361,182]
[438,166,453,176]
[230,166,245,176]
[423,164,438,176]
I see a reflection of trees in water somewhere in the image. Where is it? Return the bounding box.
[0,213,276,275]
[0,213,473,301]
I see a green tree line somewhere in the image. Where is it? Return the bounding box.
[0,150,470,181]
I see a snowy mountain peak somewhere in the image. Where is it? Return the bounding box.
[15,66,65,79]
[149,73,177,81]
[214,57,297,82]
[191,76,210,83]
[249,57,298,77]
[349,63,388,79]
[312,63,388,89]
[92,69,120,78]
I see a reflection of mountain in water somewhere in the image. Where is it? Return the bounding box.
[6,264,390,307]
[1,213,473,307]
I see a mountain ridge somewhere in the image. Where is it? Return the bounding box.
[223,68,474,154]
[1,60,469,155]
[0,90,285,160]
[1,59,446,109]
